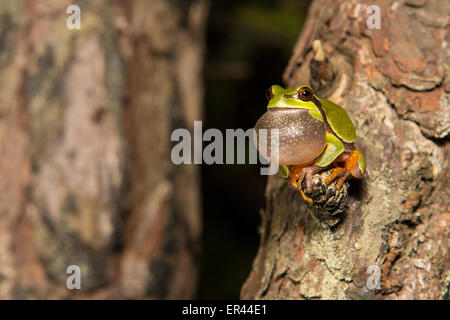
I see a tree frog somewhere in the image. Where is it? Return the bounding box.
[255,84,366,204]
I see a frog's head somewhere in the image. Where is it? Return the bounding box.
[266,85,317,111]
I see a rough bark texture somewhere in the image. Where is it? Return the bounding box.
[0,0,207,299]
[242,0,449,299]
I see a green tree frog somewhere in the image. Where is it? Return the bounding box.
[255,84,366,204]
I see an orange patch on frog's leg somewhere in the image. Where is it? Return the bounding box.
[300,188,313,204]
[287,167,313,204]
[287,166,302,189]
[342,149,362,178]
[287,162,313,188]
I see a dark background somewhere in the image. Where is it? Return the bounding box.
[199,0,311,299]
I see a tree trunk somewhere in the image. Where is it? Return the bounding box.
[242,0,449,300]
[0,0,207,299]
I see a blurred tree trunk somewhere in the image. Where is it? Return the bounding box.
[242,0,449,299]
[0,0,207,299]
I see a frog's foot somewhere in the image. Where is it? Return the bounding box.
[299,188,313,204]
[287,163,323,204]
[288,164,325,193]
[324,167,350,189]
[287,168,313,204]
[287,165,306,190]
[302,164,325,193]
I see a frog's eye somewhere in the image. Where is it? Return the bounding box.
[298,87,313,101]
[266,87,274,101]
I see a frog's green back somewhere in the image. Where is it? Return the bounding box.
[319,98,356,143]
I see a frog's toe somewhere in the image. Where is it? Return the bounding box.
[324,167,348,187]
[304,177,315,194]
[335,171,351,190]
[299,188,313,204]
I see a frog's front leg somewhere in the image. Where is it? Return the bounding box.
[286,163,325,203]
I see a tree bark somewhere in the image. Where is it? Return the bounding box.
[242,0,449,299]
[0,0,207,299]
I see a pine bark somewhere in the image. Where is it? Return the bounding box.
[0,0,207,299]
[242,0,449,299]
